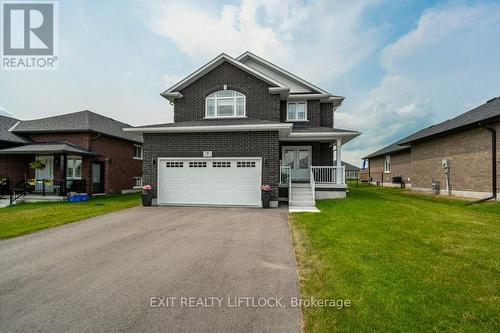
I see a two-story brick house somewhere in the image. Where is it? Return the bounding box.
[126,52,360,210]
[0,110,143,200]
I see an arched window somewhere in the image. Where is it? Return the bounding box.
[205,90,246,118]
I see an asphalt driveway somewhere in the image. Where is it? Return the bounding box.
[0,206,301,333]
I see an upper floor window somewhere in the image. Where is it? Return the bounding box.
[133,145,143,160]
[287,101,307,121]
[384,155,391,173]
[205,90,246,118]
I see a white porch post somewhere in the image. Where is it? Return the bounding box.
[336,138,343,184]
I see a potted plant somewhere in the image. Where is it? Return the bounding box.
[142,184,153,206]
[260,184,272,208]
[29,160,46,170]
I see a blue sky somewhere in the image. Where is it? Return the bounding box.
[0,0,499,165]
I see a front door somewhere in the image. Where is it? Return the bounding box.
[92,162,104,193]
[282,146,312,180]
[35,155,54,192]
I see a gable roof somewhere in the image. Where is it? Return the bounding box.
[364,142,411,159]
[334,160,361,171]
[0,115,31,145]
[161,53,287,99]
[11,110,143,143]
[237,51,332,95]
[398,96,500,145]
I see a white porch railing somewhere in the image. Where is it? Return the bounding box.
[280,166,291,184]
[311,166,345,185]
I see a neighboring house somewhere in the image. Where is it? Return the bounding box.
[336,161,361,179]
[126,52,360,209]
[398,97,499,200]
[0,111,143,199]
[363,97,499,200]
[363,143,412,187]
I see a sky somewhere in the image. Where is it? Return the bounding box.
[0,0,499,166]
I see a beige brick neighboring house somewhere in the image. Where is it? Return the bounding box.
[364,143,412,187]
[363,96,499,200]
[399,113,499,200]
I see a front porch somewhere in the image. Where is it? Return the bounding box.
[277,130,358,211]
[0,143,99,204]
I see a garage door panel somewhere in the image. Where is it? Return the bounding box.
[158,159,262,206]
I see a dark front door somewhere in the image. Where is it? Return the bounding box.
[92,162,104,194]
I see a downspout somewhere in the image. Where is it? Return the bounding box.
[471,124,497,204]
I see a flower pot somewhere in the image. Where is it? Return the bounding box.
[262,192,271,208]
[142,192,152,206]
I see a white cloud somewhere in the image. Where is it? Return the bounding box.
[0,105,11,117]
[143,0,381,85]
[338,2,500,165]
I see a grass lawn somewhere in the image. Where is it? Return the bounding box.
[290,184,499,333]
[0,193,141,240]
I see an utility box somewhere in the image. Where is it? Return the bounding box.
[432,180,440,195]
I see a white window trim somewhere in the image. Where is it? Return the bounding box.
[133,177,143,189]
[286,101,308,122]
[67,155,83,180]
[205,90,246,119]
[384,155,391,173]
[133,144,143,160]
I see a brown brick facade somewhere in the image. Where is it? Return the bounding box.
[0,132,142,195]
[410,123,500,195]
[368,150,411,185]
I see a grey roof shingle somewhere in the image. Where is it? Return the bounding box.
[334,160,361,171]
[0,142,98,155]
[12,110,143,143]
[398,97,500,145]
[0,115,31,145]
[292,127,358,133]
[364,142,411,159]
[135,118,285,128]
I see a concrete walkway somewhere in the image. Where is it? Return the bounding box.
[0,206,301,333]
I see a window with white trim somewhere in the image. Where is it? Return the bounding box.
[189,161,207,168]
[165,161,183,168]
[287,101,307,121]
[133,177,143,188]
[213,161,231,168]
[205,90,246,118]
[67,156,82,179]
[133,145,143,160]
[237,161,256,168]
[384,155,391,173]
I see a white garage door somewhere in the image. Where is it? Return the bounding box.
[158,158,262,207]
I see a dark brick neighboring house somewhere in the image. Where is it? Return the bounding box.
[126,52,361,209]
[0,111,143,198]
[364,97,500,200]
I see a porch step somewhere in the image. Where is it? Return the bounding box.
[289,200,316,207]
[23,195,64,203]
[0,199,11,208]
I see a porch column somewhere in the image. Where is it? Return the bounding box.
[59,154,67,196]
[336,139,343,184]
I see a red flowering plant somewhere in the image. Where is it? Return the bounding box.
[260,185,272,192]
[142,184,152,194]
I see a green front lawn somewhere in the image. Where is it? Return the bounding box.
[0,193,141,239]
[290,184,499,332]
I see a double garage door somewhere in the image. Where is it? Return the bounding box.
[157,158,262,207]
